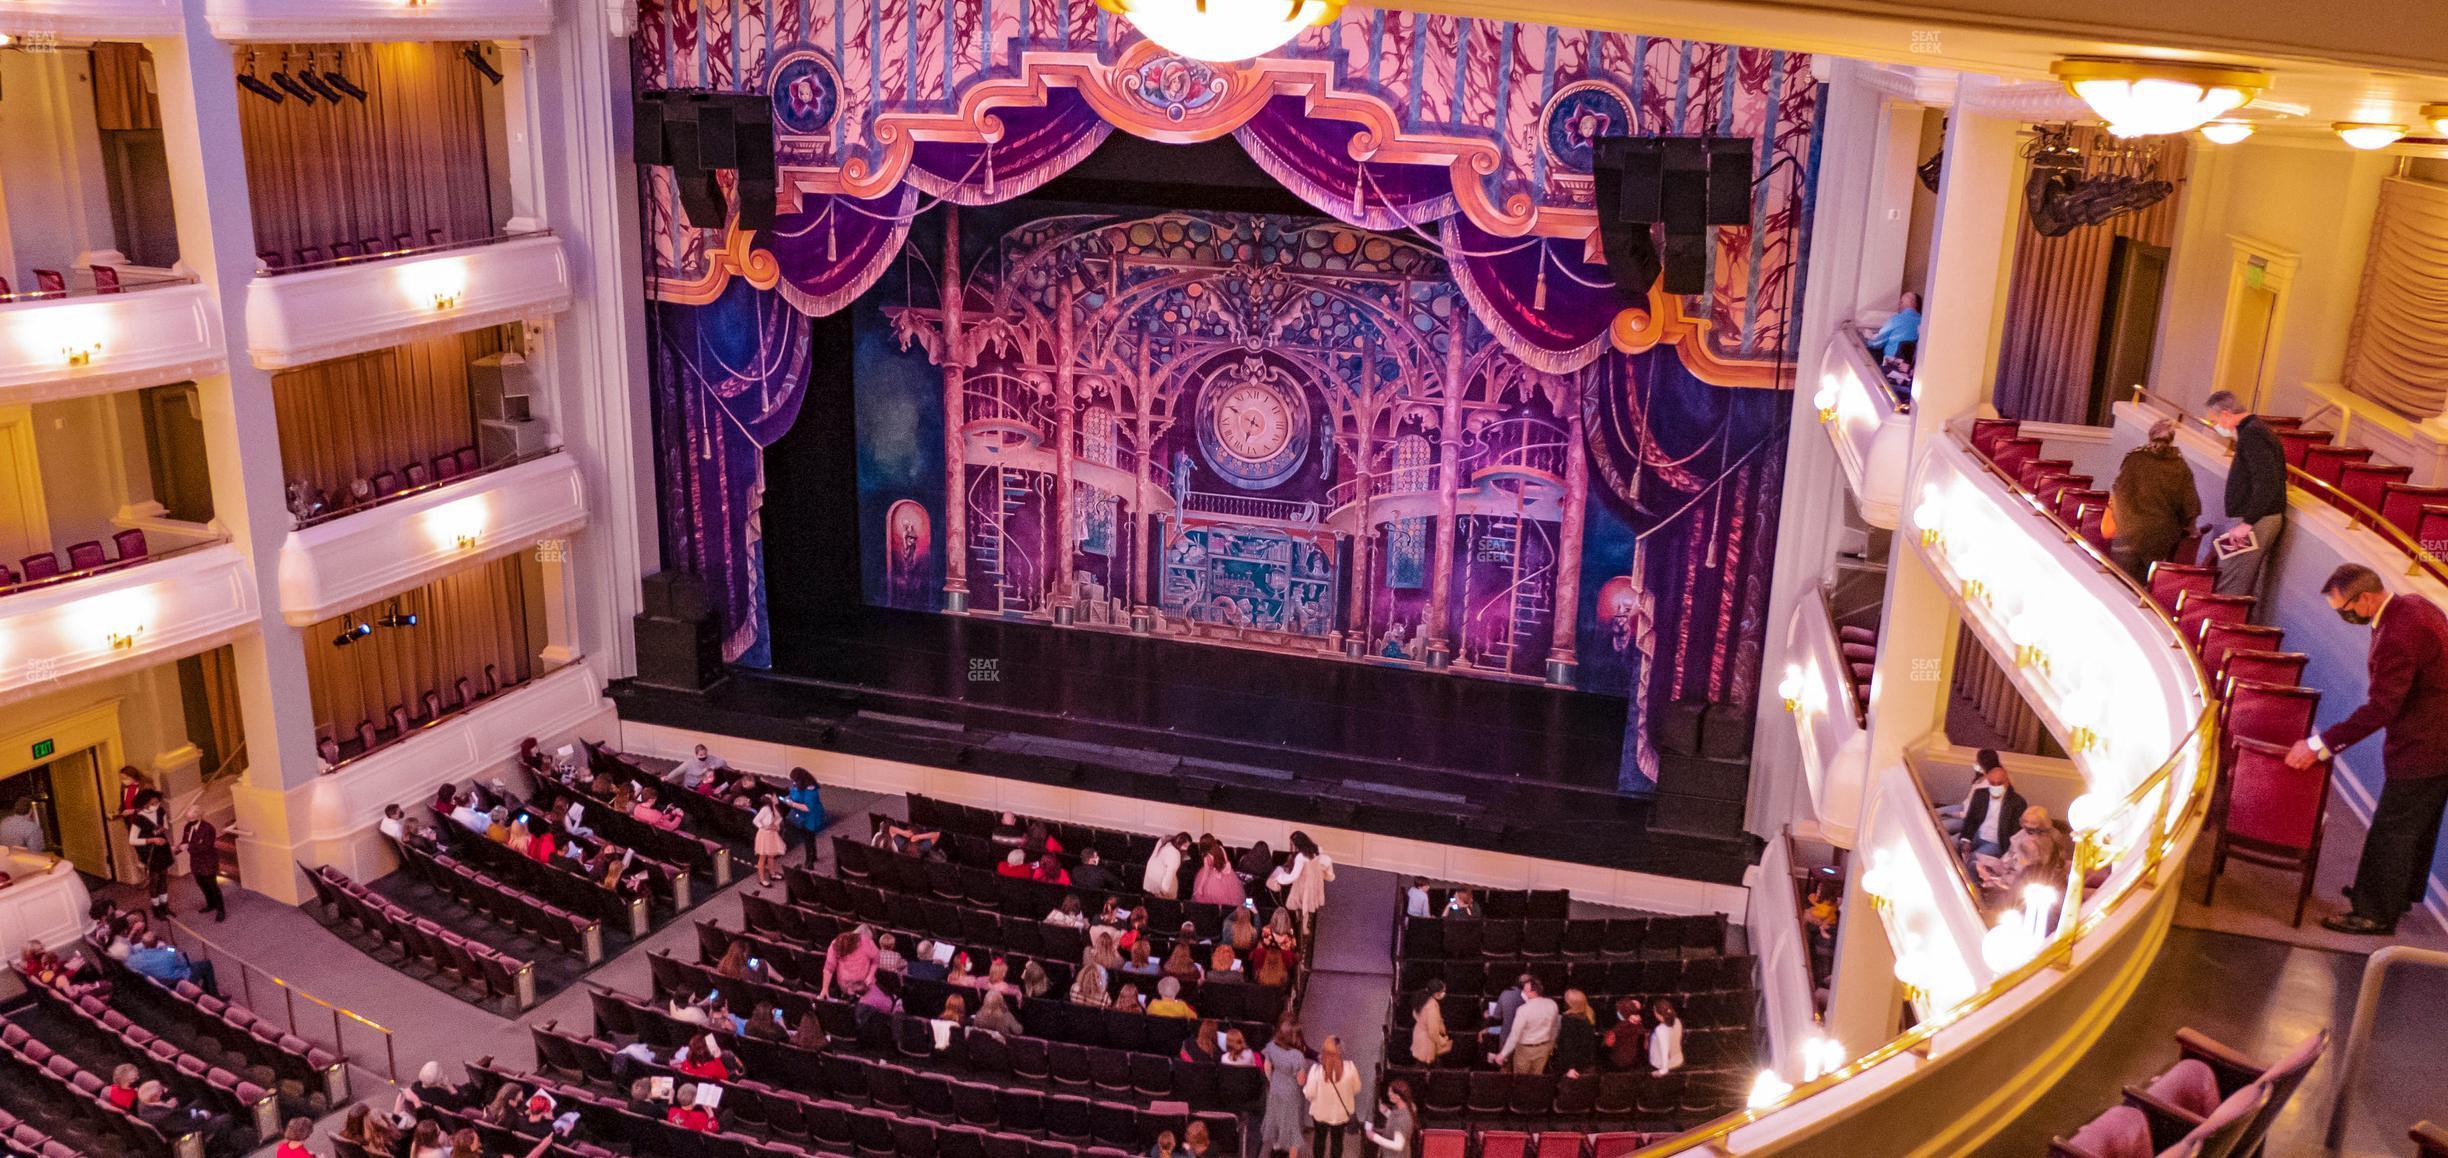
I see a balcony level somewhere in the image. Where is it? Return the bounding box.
[0,0,181,39]
[0,540,258,709]
[245,233,572,371]
[0,275,226,406]
[203,0,552,41]
[276,449,585,625]
[1813,321,1912,528]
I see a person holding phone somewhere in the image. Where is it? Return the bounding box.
[1363,1080,1416,1158]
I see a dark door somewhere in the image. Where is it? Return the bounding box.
[2088,238,2171,426]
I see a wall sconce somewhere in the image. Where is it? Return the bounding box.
[1913,485,1946,548]
[106,625,145,650]
[1746,1069,1794,1109]
[62,341,102,367]
[400,260,470,315]
[427,499,489,554]
[1778,665,1806,714]
[453,531,479,550]
[2066,726,2100,753]
[1799,1036,1847,1082]
[1813,380,1839,424]
[2008,612,2049,673]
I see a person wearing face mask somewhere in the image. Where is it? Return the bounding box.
[2197,391,2287,598]
[2286,564,2448,936]
[1976,806,2072,909]
[1953,757,2027,871]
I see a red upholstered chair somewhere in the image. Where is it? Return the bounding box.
[355,719,379,751]
[426,228,447,248]
[455,676,475,706]
[455,447,482,475]
[2337,462,2412,522]
[2035,472,2094,514]
[2379,483,2448,535]
[2049,1105,2152,1158]
[0,276,12,296]
[63,541,106,571]
[2299,444,2372,488]
[89,265,121,293]
[111,529,147,562]
[2174,591,2255,646]
[1990,437,2043,484]
[0,564,16,589]
[2057,488,2110,525]
[258,252,286,272]
[2076,502,2110,548]
[32,269,65,295]
[2146,561,2218,615]
[404,462,430,488]
[18,553,60,581]
[2197,620,2283,681]
[1531,1133,1584,1158]
[296,246,326,267]
[1417,1131,1467,1158]
[2204,736,2332,924]
[2258,414,2304,432]
[332,241,362,260]
[2018,456,2073,492]
[2222,680,2320,752]
[2219,651,2308,695]
[370,471,401,496]
[481,663,500,696]
[388,705,412,735]
[2416,506,2448,563]
[2160,1084,2271,1158]
[422,691,444,720]
[1971,418,2021,458]
[1478,1131,1532,1158]
[432,454,461,481]
[2276,427,2331,470]
[358,238,384,257]
[1589,1136,1656,1158]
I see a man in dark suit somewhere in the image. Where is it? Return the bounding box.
[2287,564,2448,935]
[2200,390,2288,597]
[1955,753,2027,872]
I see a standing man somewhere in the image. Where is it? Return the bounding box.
[179,804,226,923]
[2199,391,2287,597]
[2287,564,2448,936]
[1493,977,1559,1075]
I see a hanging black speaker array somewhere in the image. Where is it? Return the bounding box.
[633,90,777,231]
[1591,135,1755,300]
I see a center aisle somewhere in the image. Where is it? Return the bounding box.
[1295,863,1401,1157]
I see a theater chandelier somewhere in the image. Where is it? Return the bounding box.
[2051,58,2267,138]
[1099,0,1343,62]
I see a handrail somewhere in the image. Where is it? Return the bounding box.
[164,917,399,1082]
[2128,388,2448,592]
[0,534,233,602]
[1628,423,2216,1156]
[0,268,194,305]
[259,228,554,279]
[2323,945,2448,1151]
[289,445,567,530]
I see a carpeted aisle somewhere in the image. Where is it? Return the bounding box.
[1293,863,1402,1158]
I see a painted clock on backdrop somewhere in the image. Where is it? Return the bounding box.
[1196,355,1310,490]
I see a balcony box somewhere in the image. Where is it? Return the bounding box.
[1816,324,1912,528]
[0,543,258,710]
[0,0,182,39]
[204,0,552,41]
[277,451,586,625]
[245,234,572,371]
[0,282,225,406]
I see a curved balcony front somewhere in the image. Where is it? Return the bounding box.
[245,234,572,371]
[1814,324,1913,528]
[0,543,259,710]
[204,0,553,41]
[276,451,586,626]
[0,0,182,39]
[0,279,225,406]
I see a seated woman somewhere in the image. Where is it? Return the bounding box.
[630,786,684,831]
[1975,806,2073,914]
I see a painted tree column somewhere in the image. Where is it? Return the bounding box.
[1424,320,1468,668]
[1346,396,1377,654]
[939,207,971,612]
[1131,409,1155,619]
[1546,372,1591,685]
[1051,283,1079,616]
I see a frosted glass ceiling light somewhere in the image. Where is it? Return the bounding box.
[1098,0,1341,62]
[2052,58,2265,138]
[2197,120,2253,145]
[2424,104,2448,137]
[2334,122,2408,150]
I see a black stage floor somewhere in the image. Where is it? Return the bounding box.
[609,605,1754,884]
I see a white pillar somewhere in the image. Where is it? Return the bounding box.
[147,12,326,904]
[1823,79,2023,1052]
[1851,100,1932,318]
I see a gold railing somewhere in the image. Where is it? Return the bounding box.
[166,918,399,1082]
[1630,424,2217,1155]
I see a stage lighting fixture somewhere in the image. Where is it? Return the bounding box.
[2051,58,2266,138]
[464,43,504,85]
[376,607,419,629]
[270,65,318,104]
[238,55,287,104]
[297,63,345,104]
[323,69,369,102]
[333,620,373,647]
[1591,134,1755,299]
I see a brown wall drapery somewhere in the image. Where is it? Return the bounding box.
[1993,130,2191,425]
[89,44,160,132]
[272,328,503,499]
[1948,624,2045,755]
[238,42,497,261]
[304,555,540,742]
[2341,176,2448,420]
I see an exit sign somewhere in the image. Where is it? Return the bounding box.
[30,739,53,760]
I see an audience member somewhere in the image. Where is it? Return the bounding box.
[820,925,880,998]
[1143,833,1189,900]
[1270,831,1334,936]
[1301,1034,1363,1158]
[874,932,906,975]
[1046,894,1089,928]
[1179,1019,1223,1064]
[751,791,787,886]
[1444,887,1480,918]
[0,800,43,849]
[669,745,728,791]
[2199,390,2287,597]
[1364,1079,1415,1158]
[1070,848,1112,892]
[125,932,218,996]
[1032,850,1071,885]
[783,768,826,852]
[1259,1023,1309,1158]
[1220,1028,1258,1066]
[1192,846,1244,906]
[1147,976,1197,1019]
[1493,976,1557,1075]
[1603,997,1647,1071]
[1975,805,2073,909]
[1554,989,1600,1076]
[1861,291,1921,362]
[1648,998,1685,1075]
[127,790,175,917]
[973,990,1024,1036]
[2106,417,2201,581]
[1070,947,1112,1007]
[1953,755,2026,868]
[1404,876,1431,918]
[1409,981,1451,1066]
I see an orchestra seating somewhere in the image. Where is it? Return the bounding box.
[2047,1028,2325,1157]
[304,862,551,1008]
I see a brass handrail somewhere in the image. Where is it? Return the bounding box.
[1626,424,2217,1156]
[167,918,399,1081]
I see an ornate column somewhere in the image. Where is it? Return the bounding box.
[1424,319,1467,668]
[1051,283,1078,619]
[1344,401,1377,655]
[1546,374,1591,686]
[1130,407,1155,627]
[939,208,971,611]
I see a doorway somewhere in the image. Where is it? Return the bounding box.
[2088,238,2170,426]
[2217,283,2280,411]
[0,748,118,880]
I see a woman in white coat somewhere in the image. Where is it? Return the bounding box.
[1270,831,1335,936]
[1142,833,1188,900]
[1648,997,1685,1076]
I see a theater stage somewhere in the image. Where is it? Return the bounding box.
[608,604,1756,884]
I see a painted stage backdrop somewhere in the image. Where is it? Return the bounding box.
[640,0,1823,788]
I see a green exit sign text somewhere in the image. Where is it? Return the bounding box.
[30,739,54,760]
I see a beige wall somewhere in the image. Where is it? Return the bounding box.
[25,392,158,551]
[2151,139,2393,416]
[0,50,121,280]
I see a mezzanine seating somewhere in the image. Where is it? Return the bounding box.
[304,863,546,1008]
[2048,1027,2325,1158]
[1419,1127,1684,1158]
[2,532,149,596]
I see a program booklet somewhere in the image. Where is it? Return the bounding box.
[2214,527,2259,559]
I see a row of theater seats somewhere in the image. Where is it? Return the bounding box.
[591,986,1266,1114]
[1395,955,1752,1009]
[1837,623,1877,726]
[902,796,1296,899]
[77,946,345,1103]
[0,1106,83,1158]
[819,845,1285,970]
[1399,914,1732,963]
[321,665,514,765]
[2,531,149,593]
[389,843,609,960]
[525,776,729,881]
[256,230,453,273]
[15,981,277,1135]
[285,447,487,524]
[0,264,134,299]
[475,1055,1176,1158]
[304,863,543,1007]
[1380,1054,1750,1122]
[2264,419,2448,545]
[0,1025,187,1158]
[422,801,674,930]
[2048,1028,2324,1158]
[667,930,1270,1075]
[581,744,762,849]
[1419,1128,1684,1158]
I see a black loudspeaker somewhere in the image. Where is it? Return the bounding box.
[1593,134,1756,298]
[636,91,779,231]
[1707,139,1754,226]
[666,572,713,623]
[735,121,777,230]
[1592,139,1662,306]
[634,95,668,165]
[638,570,675,619]
[676,173,727,231]
[634,614,722,691]
[695,97,741,169]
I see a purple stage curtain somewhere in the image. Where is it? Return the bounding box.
[1441,213,1620,373]
[1233,96,1458,231]
[905,91,1114,206]
[652,278,815,666]
[765,187,920,318]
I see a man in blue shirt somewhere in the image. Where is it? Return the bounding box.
[1864,292,1921,361]
[125,933,219,997]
